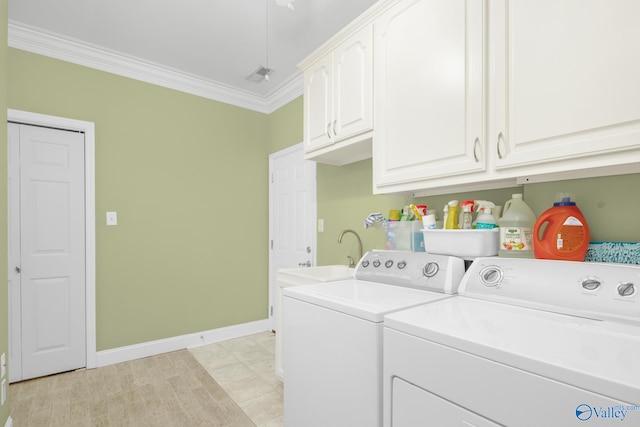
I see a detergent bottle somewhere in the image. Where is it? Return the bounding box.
[533,193,590,261]
[498,194,536,258]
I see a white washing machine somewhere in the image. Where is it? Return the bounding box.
[383,257,640,427]
[283,250,465,427]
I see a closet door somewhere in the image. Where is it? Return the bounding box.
[8,123,86,381]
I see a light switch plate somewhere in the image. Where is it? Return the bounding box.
[106,211,118,226]
[0,353,4,378]
[318,219,324,233]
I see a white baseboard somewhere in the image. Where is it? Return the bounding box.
[95,319,270,368]
[4,416,12,427]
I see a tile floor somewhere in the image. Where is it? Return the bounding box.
[10,348,255,426]
[189,331,283,427]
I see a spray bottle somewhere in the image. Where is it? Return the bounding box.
[459,200,475,229]
[475,207,497,229]
[473,200,495,227]
[460,202,474,229]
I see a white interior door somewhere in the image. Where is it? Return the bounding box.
[268,143,317,330]
[8,122,86,382]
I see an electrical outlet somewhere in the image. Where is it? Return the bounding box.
[1,379,5,405]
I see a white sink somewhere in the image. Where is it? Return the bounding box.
[277,264,354,282]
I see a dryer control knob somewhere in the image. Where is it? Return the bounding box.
[373,260,381,268]
[617,282,636,297]
[479,266,503,287]
[423,262,439,278]
[581,278,601,291]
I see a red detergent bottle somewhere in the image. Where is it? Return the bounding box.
[533,193,590,261]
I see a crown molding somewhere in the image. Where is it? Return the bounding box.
[8,21,302,114]
[264,71,304,113]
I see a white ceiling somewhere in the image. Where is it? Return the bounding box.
[8,0,378,113]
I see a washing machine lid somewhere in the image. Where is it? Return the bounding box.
[384,297,640,404]
[283,279,451,322]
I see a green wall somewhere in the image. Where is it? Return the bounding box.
[0,0,8,424]
[267,96,303,154]
[8,49,270,351]
[317,160,404,265]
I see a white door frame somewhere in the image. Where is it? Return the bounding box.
[268,142,317,331]
[8,109,97,370]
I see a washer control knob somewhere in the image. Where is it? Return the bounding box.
[385,260,394,268]
[423,262,439,278]
[361,260,370,268]
[617,282,636,297]
[581,278,601,291]
[397,261,407,270]
[479,266,503,287]
[373,259,381,268]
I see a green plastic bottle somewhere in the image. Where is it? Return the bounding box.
[498,194,536,258]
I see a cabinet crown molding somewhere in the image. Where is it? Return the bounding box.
[298,0,400,70]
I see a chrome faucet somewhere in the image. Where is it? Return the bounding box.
[338,229,363,268]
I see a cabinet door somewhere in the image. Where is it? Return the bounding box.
[303,55,334,152]
[373,0,485,191]
[333,24,373,142]
[491,0,640,170]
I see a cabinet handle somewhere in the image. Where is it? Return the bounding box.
[332,119,338,137]
[473,137,481,163]
[326,123,332,139]
[497,132,505,160]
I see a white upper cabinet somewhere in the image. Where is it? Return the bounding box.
[490,0,640,177]
[373,0,486,194]
[372,0,640,195]
[304,56,334,152]
[302,24,374,166]
[334,28,374,144]
[303,0,640,191]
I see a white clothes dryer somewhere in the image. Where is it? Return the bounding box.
[383,257,640,427]
[282,250,465,427]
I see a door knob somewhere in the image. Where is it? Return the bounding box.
[15,266,21,273]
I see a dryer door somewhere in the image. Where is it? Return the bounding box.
[392,377,500,427]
